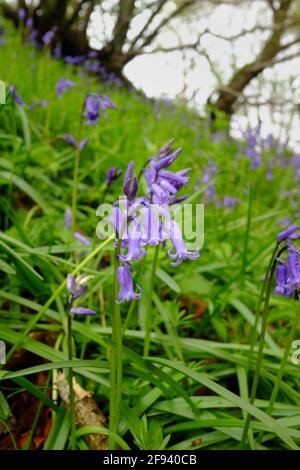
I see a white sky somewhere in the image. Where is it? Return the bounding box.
[89,0,300,151]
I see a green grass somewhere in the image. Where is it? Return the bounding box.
[0,21,300,450]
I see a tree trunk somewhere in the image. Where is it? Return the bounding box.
[213,0,292,115]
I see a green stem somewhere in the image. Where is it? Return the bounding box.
[67,310,76,450]
[143,245,160,357]
[241,181,253,288]
[71,117,83,232]
[71,146,81,233]
[247,243,279,370]
[240,252,279,448]
[267,305,300,415]
[108,241,122,450]
[122,300,136,335]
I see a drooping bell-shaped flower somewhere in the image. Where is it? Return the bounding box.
[116,266,141,303]
[167,219,199,266]
[274,264,292,297]
[277,225,300,243]
[287,252,300,290]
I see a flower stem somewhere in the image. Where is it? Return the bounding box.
[247,243,279,370]
[240,253,278,448]
[108,240,122,450]
[71,116,83,232]
[71,145,81,233]
[143,244,159,357]
[267,305,300,415]
[67,310,76,450]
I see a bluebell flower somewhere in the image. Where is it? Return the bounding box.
[74,231,92,246]
[70,307,96,315]
[106,166,122,186]
[223,196,239,209]
[56,78,76,97]
[18,8,26,20]
[9,85,24,106]
[84,93,116,125]
[123,161,138,201]
[287,252,300,290]
[168,219,199,266]
[42,28,56,45]
[67,274,96,315]
[277,225,300,242]
[25,17,33,29]
[274,264,292,297]
[64,134,89,151]
[64,208,72,230]
[65,55,86,65]
[116,266,141,303]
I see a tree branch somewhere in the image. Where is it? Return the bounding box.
[128,0,168,51]
[140,0,198,49]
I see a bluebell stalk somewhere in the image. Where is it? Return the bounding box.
[107,141,199,448]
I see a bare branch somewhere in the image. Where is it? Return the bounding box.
[140,0,198,49]
[129,0,168,51]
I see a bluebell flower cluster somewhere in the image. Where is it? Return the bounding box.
[109,141,200,303]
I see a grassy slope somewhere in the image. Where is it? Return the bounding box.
[0,22,299,450]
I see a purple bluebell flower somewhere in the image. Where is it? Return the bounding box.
[119,222,146,262]
[74,231,92,246]
[52,43,62,59]
[42,28,56,45]
[67,274,96,315]
[65,55,86,65]
[64,134,89,151]
[123,162,139,201]
[56,78,76,97]
[106,166,122,186]
[9,85,24,106]
[88,50,98,59]
[287,252,300,290]
[84,94,100,125]
[278,225,300,243]
[266,166,273,181]
[85,62,102,74]
[274,265,292,297]
[64,208,72,230]
[25,17,33,29]
[18,8,26,20]
[223,196,239,209]
[116,266,141,303]
[168,219,199,266]
[84,93,116,125]
[245,125,262,169]
[28,29,41,49]
[70,307,96,315]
